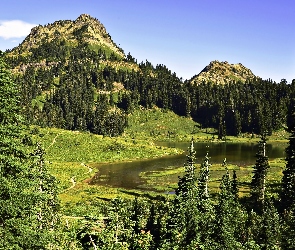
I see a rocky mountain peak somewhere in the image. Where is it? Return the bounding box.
[76,13,93,21]
[8,14,124,58]
[190,60,259,85]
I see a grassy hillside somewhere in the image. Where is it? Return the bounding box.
[125,107,200,141]
[32,126,181,188]
[29,107,288,216]
[125,107,289,142]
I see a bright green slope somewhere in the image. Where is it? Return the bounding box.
[31,107,287,216]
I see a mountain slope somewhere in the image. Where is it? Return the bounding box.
[9,14,124,58]
[4,13,289,139]
[190,60,259,84]
[5,14,140,74]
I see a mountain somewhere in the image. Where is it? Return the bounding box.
[11,14,123,56]
[6,14,140,73]
[190,60,259,85]
[4,14,290,138]
[26,14,121,55]
[12,14,124,57]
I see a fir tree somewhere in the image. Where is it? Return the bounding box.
[281,100,295,211]
[0,51,59,248]
[198,152,211,199]
[232,169,239,201]
[260,199,281,249]
[214,159,243,249]
[281,208,295,249]
[250,134,269,210]
[175,138,197,200]
[167,139,201,248]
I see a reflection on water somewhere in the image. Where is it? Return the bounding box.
[159,142,286,165]
[89,141,286,190]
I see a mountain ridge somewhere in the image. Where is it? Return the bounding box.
[190,60,260,84]
[10,14,124,57]
[2,14,291,140]
[6,14,260,84]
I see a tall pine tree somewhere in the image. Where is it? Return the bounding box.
[214,159,243,249]
[250,134,269,210]
[0,52,59,249]
[281,100,295,211]
[166,139,201,248]
[198,152,211,199]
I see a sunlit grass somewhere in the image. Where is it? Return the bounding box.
[32,126,181,164]
[138,159,285,197]
[31,125,183,215]
[29,108,289,217]
[125,107,289,143]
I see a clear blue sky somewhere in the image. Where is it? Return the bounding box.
[0,0,294,82]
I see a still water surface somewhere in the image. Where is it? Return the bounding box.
[89,142,286,190]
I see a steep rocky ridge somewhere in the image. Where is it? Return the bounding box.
[9,14,124,58]
[5,14,140,74]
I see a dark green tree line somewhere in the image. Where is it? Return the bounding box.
[0,52,60,249]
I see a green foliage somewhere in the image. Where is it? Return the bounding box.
[167,140,201,248]
[33,127,180,165]
[214,160,245,249]
[175,139,198,200]
[198,152,211,199]
[260,199,281,249]
[281,101,295,211]
[0,52,59,249]
[281,207,295,249]
[251,134,270,210]
[126,107,202,141]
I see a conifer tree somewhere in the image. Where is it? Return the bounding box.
[198,152,211,199]
[0,52,59,249]
[214,159,243,249]
[250,134,269,209]
[281,100,295,211]
[194,149,216,248]
[232,170,239,201]
[29,143,60,231]
[175,138,198,200]
[145,203,158,245]
[260,199,281,249]
[167,139,201,248]
[281,209,295,249]
[94,198,134,248]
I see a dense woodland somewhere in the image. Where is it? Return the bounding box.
[6,42,295,139]
[1,23,295,249]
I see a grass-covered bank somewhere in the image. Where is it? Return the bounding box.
[32,125,182,190]
[34,126,182,165]
[30,125,182,215]
[139,158,285,197]
[125,107,289,143]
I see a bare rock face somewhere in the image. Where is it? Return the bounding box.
[190,60,260,85]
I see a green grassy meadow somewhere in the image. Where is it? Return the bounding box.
[31,107,288,216]
[138,158,285,198]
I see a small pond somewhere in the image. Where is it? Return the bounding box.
[89,142,286,190]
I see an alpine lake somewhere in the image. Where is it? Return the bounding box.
[89,141,287,193]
